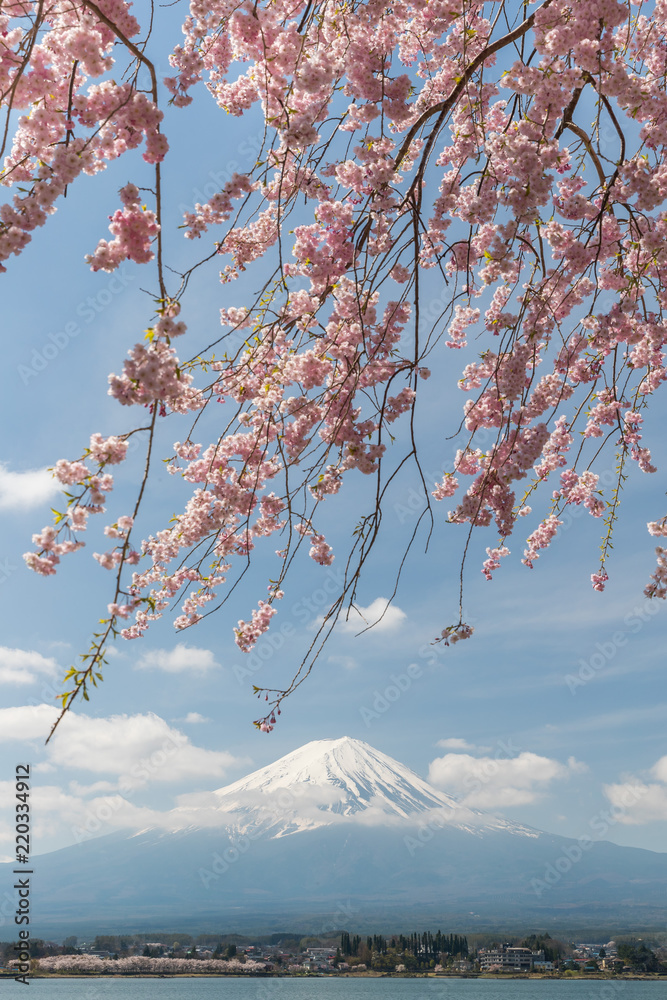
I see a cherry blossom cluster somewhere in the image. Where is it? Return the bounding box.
[556,469,605,518]
[108,342,202,412]
[37,954,269,974]
[87,184,159,272]
[523,515,563,570]
[0,1,166,271]
[482,546,510,582]
[235,599,279,654]
[644,547,667,600]
[25,433,132,577]
[10,0,667,728]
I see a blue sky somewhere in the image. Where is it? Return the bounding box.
[0,13,666,866]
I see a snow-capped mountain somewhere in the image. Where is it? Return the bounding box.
[206,736,533,837]
[14,737,667,936]
[215,736,451,816]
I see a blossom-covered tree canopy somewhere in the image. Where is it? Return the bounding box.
[4,0,667,735]
[37,954,268,974]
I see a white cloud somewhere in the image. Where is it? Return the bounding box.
[328,654,358,670]
[0,463,60,511]
[0,704,59,741]
[135,643,218,674]
[603,782,667,824]
[428,751,584,810]
[0,781,96,854]
[0,647,59,685]
[566,755,589,775]
[183,712,209,724]
[0,782,21,853]
[69,779,119,795]
[103,645,124,658]
[541,703,667,734]
[603,755,667,824]
[0,713,249,852]
[8,783,140,852]
[33,762,56,773]
[175,789,224,809]
[651,755,667,783]
[0,704,242,791]
[337,598,407,635]
[47,710,240,788]
[436,738,476,751]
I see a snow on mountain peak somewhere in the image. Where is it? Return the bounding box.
[207,736,531,838]
[216,736,456,813]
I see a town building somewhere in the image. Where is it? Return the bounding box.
[478,945,545,971]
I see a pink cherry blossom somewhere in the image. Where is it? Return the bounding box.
[7,0,667,732]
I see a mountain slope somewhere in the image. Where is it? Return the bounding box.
[204,736,534,837]
[9,736,667,935]
[25,822,667,936]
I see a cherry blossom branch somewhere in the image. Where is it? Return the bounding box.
[5,0,665,734]
[395,0,555,171]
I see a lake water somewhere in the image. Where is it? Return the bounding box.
[21,978,665,999]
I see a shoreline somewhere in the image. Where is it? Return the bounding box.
[6,971,666,981]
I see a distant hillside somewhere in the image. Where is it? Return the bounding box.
[9,738,666,937]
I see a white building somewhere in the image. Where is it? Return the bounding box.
[478,946,545,971]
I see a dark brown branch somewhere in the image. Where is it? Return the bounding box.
[81,0,166,297]
[394,0,555,170]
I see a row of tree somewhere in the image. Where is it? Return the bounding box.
[0,940,59,963]
[519,933,561,963]
[617,942,666,974]
[33,956,267,975]
[339,930,469,969]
